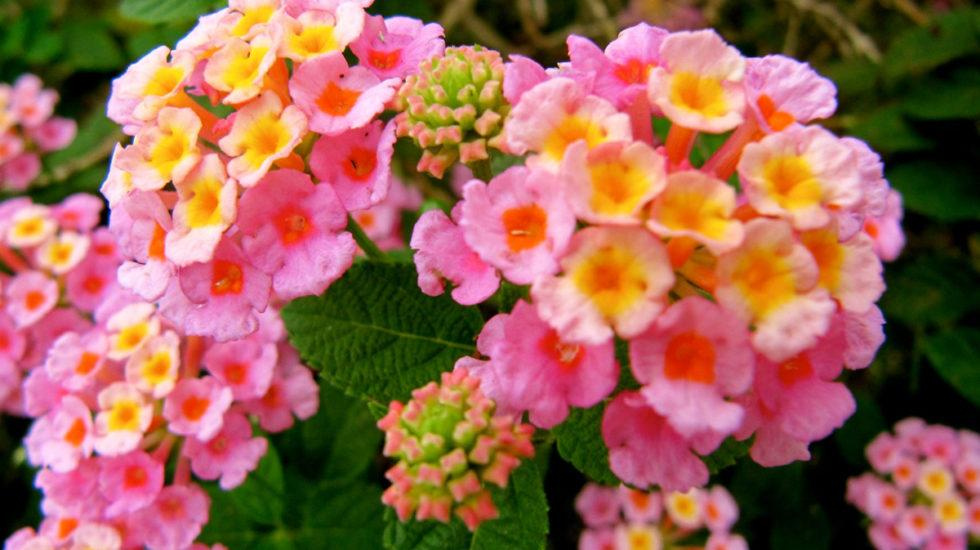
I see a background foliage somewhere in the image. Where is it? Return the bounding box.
[1,0,978,548]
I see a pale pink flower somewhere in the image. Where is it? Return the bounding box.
[218,91,307,187]
[567,23,668,108]
[237,168,356,300]
[575,484,621,527]
[279,2,365,61]
[0,132,23,164]
[105,302,160,360]
[163,376,234,441]
[309,119,396,211]
[116,107,202,191]
[410,207,500,306]
[108,46,195,126]
[619,486,662,523]
[664,489,704,529]
[578,528,615,550]
[183,410,269,489]
[93,382,153,456]
[351,15,446,80]
[5,204,56,247]
[203,337,277,400]
[51,193,103,232]
[864,189,905,262]
[204,31,279,104]
[30,117,76,152]
[98,451,165,517]
[743,55,837,132]
[705,533,748,550]
[36,231,90,275]
[502,55,548,106]
[69,523,121,550]
[2,153,41,190]
[288,51,399,135]
[799,223,884,314]
[4,528,55,550]
[243,360,318,432]
[614,523,662,550]
[165,154,238,267]
[841,306,886,370]
[646,170,743,254]
[897,506,935,547]
[125,330,181,398]
[111,191,174,302]
[702,486,738,533]
[0,312,26,362]
[25,396,94,473]
[5,271,58,328]
[135,484,210,550]
[43,331,107,392]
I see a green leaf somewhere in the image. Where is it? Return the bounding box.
[471,460,549,550]
[299,481,385,548]
[903,69,980,120]
[849,106,932,154]
[553,403,620,486]
[63,20,124,71]
[700,437,751,475]
[383,510,472,550]
[281,261,483,405]
[882,255,980,326]
[119,0,219,24]
[923,329,980,407]
[883,9,979,81]
[227,442,285,526]
[886,161,980,222]
[834,390,887,467]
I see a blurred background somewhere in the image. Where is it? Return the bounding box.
[1,0,977,547]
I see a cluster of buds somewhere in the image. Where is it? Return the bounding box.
[576,482,748,550]
[410,24,905,491]
[0,74,77,191]
[395,46,509,178]
[101,0,446,342]
[0,193,319,549]
[847,419,980,550]
[377,368,535,531]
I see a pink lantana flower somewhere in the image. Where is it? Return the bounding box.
[105,302,160,360]
[6,204,57,247]
[165,238,271,341]
[218,91,307,187]
[464,300,618,428]
[43,331,107,392]
[459,166,576,285]
[502,55,548,106]
[98,451,165,517]
[183,410,269,489]
[125,330,181,398]
[108,46,196,126]
[117,107,202,191]
[288,51,399,135]
[702,485,739,532]
[25,396,94,473]
[238,169,356,300]
[5,271,59,328]
[163,376,234,441]
[309,119,396,211]
[243,360,318,432]
[630,296,753,438]
[646,170,744,254]
[567,23,668,109]
[505,77,632,171]
[800,223,884,314]
[51,193,102,232]
[204,31,280,105]
[111,191,175,302]
[620,486,662,524]
[864,189,906,262]
[410,207,500,306]
[93,382,153,456]
[575,484,621,527]
[279,2,366,62]
[203,337,277,400]
[1,153,41,190]
[602,390,709,492]
[532,226,674,345]
[134,484,210,550]
[351,15,446,80]
[36,231,90,275]
[165,154,238,267]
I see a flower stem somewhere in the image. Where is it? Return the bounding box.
[347,214,386,261]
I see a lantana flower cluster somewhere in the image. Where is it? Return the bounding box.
[409,24,905,492]
[576,482,748,550]
[0,196,319,549]
[0,74,77,191]
[846,419,980,550]
[102,0,445,341]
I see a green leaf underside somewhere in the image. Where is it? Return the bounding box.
[282,261,483,405]
[553,404,620,486]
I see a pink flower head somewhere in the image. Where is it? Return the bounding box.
[183,410,269,489]
[279,2,365,62]
[44,331,107,392]
[459,167,575,284]
[351,15,446,79]
[575,484,621,527]
[135,484,210,550]
[1,153,41,191]
[934,494,968,535]
[111,191,174,302]
[702,485,739,533]
[105,302,160,360]
[664,489,705,529]
[31,117,77,152]
[631,296,754,438]
[410,207,500,306]
[52,193,103,232]
[12,74,57,127]
[168,237,271,341]
[738,125,861,230]
[125,330,181,398]
[5,271,58,328]
[309,119,396,211]
[532,226,674,345]
[866,482,905,522]
[506,77,632,171]
[36,231,90,275]
[897,505,936,547]
[218,91,307,187]
[5,204,57,247]
[166,154,238,267]
[163,376,233,441]
[619,486,662,524]
[117,107,202,191]
[502,55,548,106]
[238,168,356,299]
[864,189,905,262]
[289,51,399,135]
[108,46,196,125]
[647,170,744,254]
[919,460,956,499]
[743,55,837,132]
[737,327,855,467]
[204,337,277,400]
[204,31,279,104]
[243,360,319,432]
[955,454,980,494]
[602,390,709,491]
[799,223,884,314]
[561,140,667,225]
[94,382,153,456]
[866,432,904,474]
[98,450,165,517]
[25,396,94,473]
[715,218,836,362]
[567,23,668,108]
[469,300,618,428]
[647,29,746,133]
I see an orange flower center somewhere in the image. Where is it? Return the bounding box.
[124,465,148,488]
[664,331,716,384]
[181,395,211,421]
[276,208,313,245]
[538,329,584,371]
[211,260,244,295]
[316,81,361,116]
[63,418,87,447]
[369,49,401,70]
[501,204,548,253]
[24,290,46,311]
[342,147,377,181]
[777,354,813,386]
[75,352,99,375]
